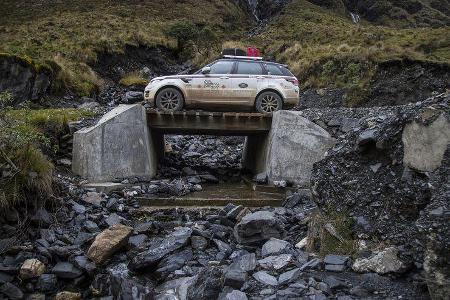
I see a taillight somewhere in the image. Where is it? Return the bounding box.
[285,78,299,86]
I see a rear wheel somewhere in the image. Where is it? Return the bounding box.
[255,91,283,114]
[156,87,184,112]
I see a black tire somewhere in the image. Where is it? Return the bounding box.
[255,91,283,114]
[156,87,184,112]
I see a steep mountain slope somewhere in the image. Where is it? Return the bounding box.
[0,0,251,95]
[307,0,450,27]
[0,0,448,106]
[248,0,449,105]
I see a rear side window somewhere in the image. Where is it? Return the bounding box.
[265,64,284,76]
[210,61,234,74]
[236,61,263,75]
[265,64,293,76]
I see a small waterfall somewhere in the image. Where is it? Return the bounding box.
[350,12,360,24]
[247,0,260,21]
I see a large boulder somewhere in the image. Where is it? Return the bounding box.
[234,211,284,245]
[87,224,133,265]
[129,227,192,271]
[0,54,51,102]
[72,104,157,181]
[402,113,450,171]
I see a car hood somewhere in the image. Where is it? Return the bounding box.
[151,74,195,81]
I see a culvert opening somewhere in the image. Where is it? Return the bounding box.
[137,134,285,207]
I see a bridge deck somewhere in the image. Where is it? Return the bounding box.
[147,110,272,135]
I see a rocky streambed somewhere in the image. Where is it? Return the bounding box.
[0,93,448,299]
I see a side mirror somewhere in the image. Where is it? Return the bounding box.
[201,67,211,74]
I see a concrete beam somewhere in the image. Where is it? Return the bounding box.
[72,104,157,181]
[243,110,336,187]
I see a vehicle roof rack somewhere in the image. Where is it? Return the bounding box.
[222,55,263,60]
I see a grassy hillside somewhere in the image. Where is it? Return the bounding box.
[307,0,450,27]
[0,0,251,95]
[0,0,448,104]
[249,0,450,105]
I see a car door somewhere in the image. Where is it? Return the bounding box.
[230,61,266,105]
[187,60,235,104]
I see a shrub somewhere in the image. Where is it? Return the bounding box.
[0,108,94,210]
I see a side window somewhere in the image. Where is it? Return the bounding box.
[209,61,234,74]
[236,62,263,75]
[265,64,284,76]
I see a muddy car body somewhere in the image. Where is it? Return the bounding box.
[144,56,299,114]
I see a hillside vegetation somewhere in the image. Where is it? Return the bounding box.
[250,0,450,105]
[0,0,250,95]
[0,0,448,104]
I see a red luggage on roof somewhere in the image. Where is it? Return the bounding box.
[246,47,261,57]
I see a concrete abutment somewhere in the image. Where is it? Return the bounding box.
[72,105,335,185]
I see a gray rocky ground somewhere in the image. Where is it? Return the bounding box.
[0,93,448,299]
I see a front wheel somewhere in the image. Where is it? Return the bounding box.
[156,88,184,112]
[255,91,283,114]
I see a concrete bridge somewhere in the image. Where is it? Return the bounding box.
[72,105,336,186]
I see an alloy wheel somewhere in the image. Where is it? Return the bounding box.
[260,94,280,113]
[160,91,181,110]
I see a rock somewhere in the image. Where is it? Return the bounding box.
[352,247,405,274]
[30,208,52,227]
[124,91,144,103]
[105,213,122,226]
[233,211,284,245]
[72,104,156,181]
[0,55,51,101]
[134,222,155,234]
[218,289,248,300]
[108,263,153,299]
[233,253,256,272]
[323,275,346,289]
[128,234,148,248]
[82,192,104,206]
[156,249,193,279]
[84,220,100,233]
[402,114,450,171]
[261,238,291,257]
[224,265,247,289]
[37,274,57,292]
[324,254,349,265]
[52,262,82,279]
[55,291,81,300]
[278,268,300,285]
[0,282,23,299]
[295,237,308,249]
[129,227,192,271]
[191,236,208,251]
[213,239,232,255]
[78,101,100,110]
[73,255,96,274]
[252,271,278,286]
[324,264,346,272]
[226,205,244,220]
[57,158,72,167]
[20,259,45,279]
[258,254,293,270]
[72,202,86,214]
[187,267,223,300]
[155,276,195,300]
[87,224,132,265]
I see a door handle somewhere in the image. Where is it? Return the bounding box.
[256,76,265,79]
[220,76,230,79]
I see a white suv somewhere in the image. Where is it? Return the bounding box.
[144,56,299,114]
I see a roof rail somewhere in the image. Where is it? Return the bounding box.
[223,55,263,60]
